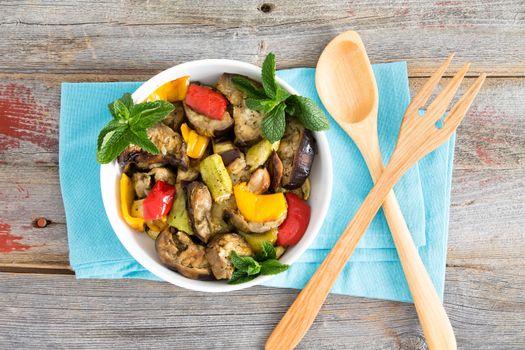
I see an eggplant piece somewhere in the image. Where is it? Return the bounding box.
[223,209,286,233]
[247,167,270,194]
[132,172,152,199]
[209,197,236,235]
[118,123,189,171]
[226,156,251,185]
[267,151,283,192]
[212,140,235,154]
[183,101,233,138]
[233,105,264,146]
[185,181,213,243]
[148,167,176,185]
[155,228,211,279]
[277,120,316,189]
[219,149,241,166]
[162,101,185,131]
[205,233,253,280]
[215,74,265,145]
[176,158,200,183]
[216,73,249,106]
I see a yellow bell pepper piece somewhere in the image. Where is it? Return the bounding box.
[233,183,287,223]
[120,174,145,231]
[146,76,190,102]
[181,123,210,159]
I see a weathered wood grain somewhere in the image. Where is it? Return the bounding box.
[0,0,523,76]
[0,267,522,349]
[1,76,523,169]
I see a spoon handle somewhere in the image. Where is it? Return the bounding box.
[382,192,457,349]
[265,167,400,350]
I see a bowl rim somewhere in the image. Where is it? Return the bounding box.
[100,59,333,292]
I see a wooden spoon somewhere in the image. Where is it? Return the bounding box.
[315,31,456,349]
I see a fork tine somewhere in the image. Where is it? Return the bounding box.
[425,63,470,123]
[442,73,487,131]
[409,53,455,109]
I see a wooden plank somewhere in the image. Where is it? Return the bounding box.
[0,268,522,349]
[1,75,523,169]
[0,0,523,76]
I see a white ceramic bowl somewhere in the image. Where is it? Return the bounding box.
[100,59,333,292]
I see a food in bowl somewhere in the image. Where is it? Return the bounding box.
[97,53,329,284]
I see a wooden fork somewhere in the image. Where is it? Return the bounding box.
[265,58,486,350]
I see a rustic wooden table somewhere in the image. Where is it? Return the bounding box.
[1,1,524,349]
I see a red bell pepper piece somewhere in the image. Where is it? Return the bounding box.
[276,193,311,246]
[184,84,227,120]
[143,181,176,221]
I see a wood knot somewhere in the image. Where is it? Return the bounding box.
[33,217,50,228]
[259,3,274,13]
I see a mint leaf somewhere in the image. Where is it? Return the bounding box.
[110,99,131,120]
[228,270,257,285]
[275,85,291,103]
[255,241,277,261]
[96,127,132,164]
[231,76,266,99]
[245,98,278,113]
[262,102,286,143]
[260,259,289,275]
[230,251,261,275]
[261,241,277,260]
[286,95,330,131]
[261,52,277,99]
[130,100,174,130]
[120,93,134,111]
[97,119,126,150]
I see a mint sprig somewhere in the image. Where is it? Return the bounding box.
[232,52,330,143]
[96,93,174,164]
[228,242,289,284]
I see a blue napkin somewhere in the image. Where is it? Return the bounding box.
[60,62,454,302]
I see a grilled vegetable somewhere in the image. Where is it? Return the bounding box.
[180,123,210,159]
[200,154,233,202]
[176,158,200,182]
[183,101,234,137]
[246,139,280,172]
[142,181,176,221]
[247,167,270,194]
[205,233,253,280]
[277,120,316,189]
[210,199,235,235]
[185,84,228,120]
[148,167,176,185]
[267,150,283,192]
[162,102,185,131]
[212,140,235,154]
[120,173,145,231]
[132,172,152,199]
[276,192,311,246]
[185,181,213,243]
[226,157,251,185]
[239,228,278,253]
[168,184,193,235]
[118,123,189,171]
[155,229,211,279]
[145,219,168,240]
[223,208,286,233]
[216,73,247,106]
[233,182,287,223]
[146,76,190,102]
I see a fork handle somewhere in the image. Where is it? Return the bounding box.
[382,191,457,350]
[265,167,399,350]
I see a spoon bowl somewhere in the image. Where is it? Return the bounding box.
[316,32,378,125]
